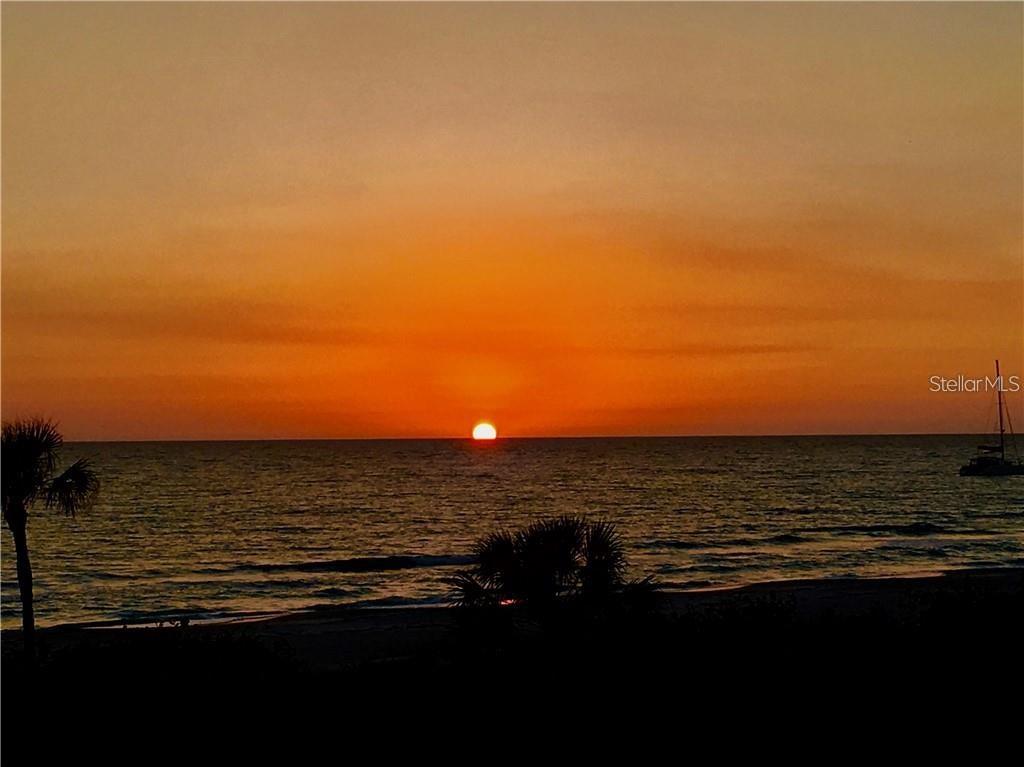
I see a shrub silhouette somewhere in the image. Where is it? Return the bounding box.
[448,516,657,614]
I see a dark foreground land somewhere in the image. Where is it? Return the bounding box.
[3,568,1022,737]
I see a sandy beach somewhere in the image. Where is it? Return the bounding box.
[5,568,1021,705]
[1,569,1020,758]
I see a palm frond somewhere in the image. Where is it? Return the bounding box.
[622,575,663,613]
[580,520,627,597]
[475,530,517,588]
[2,418,64,513]
[583,520,626,571]
[445,570,499,609]
[514,516,586,603]
[518,516,585,572]
[45,459,100,517]
[2,417,64,460]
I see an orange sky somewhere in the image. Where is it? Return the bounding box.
[2,3,1022,440]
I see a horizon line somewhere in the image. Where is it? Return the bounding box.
[64,430,1004,444]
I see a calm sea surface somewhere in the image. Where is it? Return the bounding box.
[2,436,1022,627]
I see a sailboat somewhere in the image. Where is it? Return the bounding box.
[959,360,1024,476]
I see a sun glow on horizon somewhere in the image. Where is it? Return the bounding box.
[2,3,1021,441]
[472,422,498,440]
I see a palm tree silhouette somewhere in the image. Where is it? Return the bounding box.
[2,419,99,653]
[448,516,654,613]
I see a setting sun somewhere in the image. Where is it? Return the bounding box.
[472,423,497,440]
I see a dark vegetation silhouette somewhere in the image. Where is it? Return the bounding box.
[1,418,99,654]
[447,516,658,617]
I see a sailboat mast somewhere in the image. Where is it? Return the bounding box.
[996,359,1005,460]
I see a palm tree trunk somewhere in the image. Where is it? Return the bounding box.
[10,520,36,656]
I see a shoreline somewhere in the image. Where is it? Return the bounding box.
[3,564,1020,715]
[5,563,1020,633]
[6,564,1020,635]
[6,563,1022,633]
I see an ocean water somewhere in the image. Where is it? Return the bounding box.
[2,436,1022,627]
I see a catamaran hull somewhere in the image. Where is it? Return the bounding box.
[959,463,1024,476]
